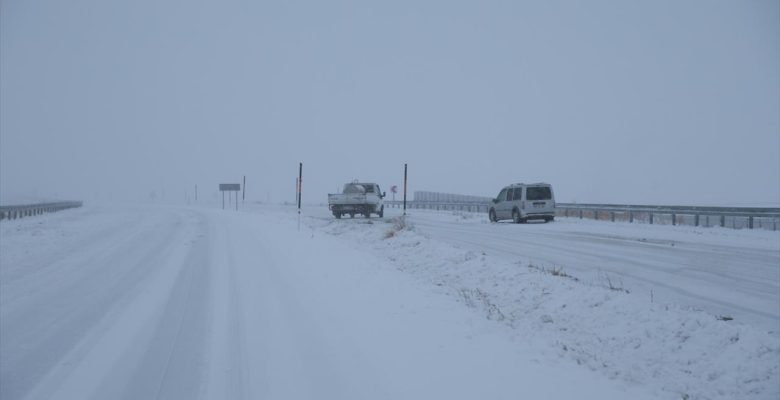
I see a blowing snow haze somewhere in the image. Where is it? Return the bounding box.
[1,0,778,206]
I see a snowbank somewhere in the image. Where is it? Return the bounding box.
[297,207,780,400]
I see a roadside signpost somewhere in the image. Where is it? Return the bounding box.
[403,164,408,216]
[219,183,241,211]
[391,185,398,202]
[297,163,303,230]
[297,163,302,211]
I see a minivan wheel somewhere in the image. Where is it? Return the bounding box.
[489,209,497,223]
[512,210,522,224]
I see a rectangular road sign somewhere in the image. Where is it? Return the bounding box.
[219,184,241,191]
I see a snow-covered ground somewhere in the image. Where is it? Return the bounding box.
[1,203,778,399]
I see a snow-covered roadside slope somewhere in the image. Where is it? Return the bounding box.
[1,204,658,400]
[289,204,780,400]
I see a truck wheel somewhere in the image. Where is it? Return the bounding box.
[334,212,342,219]
[378,206,384,218]
[489,209,497,223]
[350,213,355,218]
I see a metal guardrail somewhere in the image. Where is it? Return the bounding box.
[0,201,83,221]
[555,203,780,230]
[384,200,780,231]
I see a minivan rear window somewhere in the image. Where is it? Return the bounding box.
[526,187,551,201]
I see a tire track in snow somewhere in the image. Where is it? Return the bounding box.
[120,213,211,400]
[1,209,190,400]
[12,209,204,400]
[203,213,249,399]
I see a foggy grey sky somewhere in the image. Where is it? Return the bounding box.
[2,0,778,206]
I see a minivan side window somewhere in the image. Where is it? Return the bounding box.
[512,188,523,201]
[506,188,514,201]
[497,189,508,202]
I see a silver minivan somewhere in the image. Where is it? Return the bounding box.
[488,183,555,223]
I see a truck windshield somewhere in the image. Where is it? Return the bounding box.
[526,187,552,201]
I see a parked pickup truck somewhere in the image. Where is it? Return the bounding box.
[328,182,385,219]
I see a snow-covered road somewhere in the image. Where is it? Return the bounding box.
[1,205,660,400]
[403,208,780,331]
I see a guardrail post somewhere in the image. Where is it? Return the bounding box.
[628,211,633,223]
[579,209,583,219]
[610,212,615,222]
[720,215,725,227]
[649,213,654,225]
[672,214,676,226]
[694,214,699,227]
[748,216,754,229]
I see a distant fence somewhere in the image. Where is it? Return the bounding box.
[413,191,493,204]
[384,197,780,231]
[0,201,83,221]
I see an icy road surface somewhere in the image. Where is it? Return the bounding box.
[0,204,660,400]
